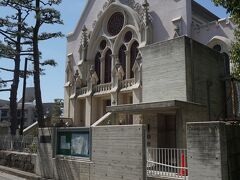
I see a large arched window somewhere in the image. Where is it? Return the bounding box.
[95,52,101,84]
[105,49,112,83]
[130,41,139,78]
[118,45,127,79]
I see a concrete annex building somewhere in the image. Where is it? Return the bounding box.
[64,0,235,149]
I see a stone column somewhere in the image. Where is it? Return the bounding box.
[73,98,81,126]
[100,56,105,84]
[36,128,56,179]
[85,96,92,126]
[125,50,131,79]
[111,54,118,87]
[133,88,142,124]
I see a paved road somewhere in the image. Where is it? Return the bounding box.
[0,171,26,180]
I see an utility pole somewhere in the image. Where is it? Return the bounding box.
[20,58,28,135]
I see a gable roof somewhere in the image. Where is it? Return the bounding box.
[192,1,219,23]
[67,0,93,41]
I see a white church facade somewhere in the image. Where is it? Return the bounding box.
[63,0,235,148]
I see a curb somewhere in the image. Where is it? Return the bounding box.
[0,165,42,180]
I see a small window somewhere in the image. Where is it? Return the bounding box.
[1,110,8,117]
[213,44,222,52]
[100,40,107,50]
[124,31,132,43]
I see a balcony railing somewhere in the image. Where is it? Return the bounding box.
[120,78,135,89]
[78,87,88,95]
[93,83,112,93]
[147,148,188,179]
[77,78,137,96]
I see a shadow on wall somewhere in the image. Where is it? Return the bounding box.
[150,11,170,42]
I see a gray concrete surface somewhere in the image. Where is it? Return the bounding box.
[0,171,26,180]
[187,121,228,180]
[37,125,147,180]
[0,165,40,180]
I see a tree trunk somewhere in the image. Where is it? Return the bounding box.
[33,0,44,127]
[9,9,22,135]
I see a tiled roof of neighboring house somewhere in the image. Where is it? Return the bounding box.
[0,99,9,107]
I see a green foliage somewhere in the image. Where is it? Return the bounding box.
[0,77,7,88]
[39,32,64,41]
[52,98,64,118]
[0,0,64,131]
[212,0,240,78]
[0,41,16,59]
[41,59,58,66]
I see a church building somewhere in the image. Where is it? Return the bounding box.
[64,0,235,148]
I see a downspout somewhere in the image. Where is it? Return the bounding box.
[190,38,195,101]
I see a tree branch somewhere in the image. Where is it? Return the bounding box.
[0,79,13,83]
[0,54,15,60]
[0,89,11,92]
[0,31,16,43]
[0,67,14,72]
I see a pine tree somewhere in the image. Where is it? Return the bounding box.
[0,0,32,135]
[0,0,62,133]
[31,0,63,127]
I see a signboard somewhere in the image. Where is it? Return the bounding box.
[57,129,90,157]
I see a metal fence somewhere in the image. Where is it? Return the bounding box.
[0,135,38,153]
[147,148,188,179]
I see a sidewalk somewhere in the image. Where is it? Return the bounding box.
[0,165,42,180]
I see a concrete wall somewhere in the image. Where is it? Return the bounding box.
[226,124,240,180]
[187,122,228,180]
[177,102,208,148]
[37,125,146,180]
[185,38,225,120]
[141,37,187,103]
[142,36,225,120]
[91,125,146,180]
[0,151,36,173]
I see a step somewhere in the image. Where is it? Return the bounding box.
[0,165,42,180]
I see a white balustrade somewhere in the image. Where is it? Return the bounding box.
[94,83,112,93]
[78,87,88,95]
[120,78,135,89]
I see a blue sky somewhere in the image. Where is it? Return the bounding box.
[0,0,228,102]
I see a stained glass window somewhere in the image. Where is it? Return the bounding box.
[130,41,139,78]
[95,52,101,84]
[124,31,132,43]
[100,40,107,50]
[105,49,112,83]
[118,45,127,79]
[107,12,124,36]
